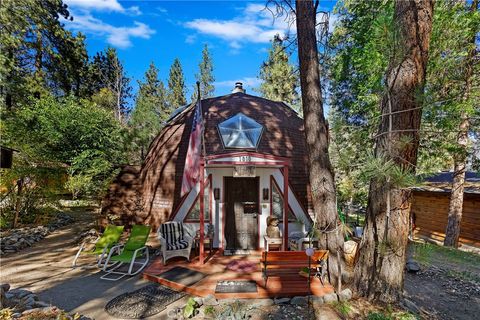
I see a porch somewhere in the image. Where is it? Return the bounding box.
[143,250,334,299]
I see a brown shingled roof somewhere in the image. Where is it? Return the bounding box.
[102,92,312,229]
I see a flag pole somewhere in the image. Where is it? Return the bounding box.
[197,81,206,265]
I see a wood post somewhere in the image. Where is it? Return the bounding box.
[283,165,289,251]
[199,161,205,265]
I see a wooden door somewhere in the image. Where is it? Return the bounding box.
[224,177,259,250]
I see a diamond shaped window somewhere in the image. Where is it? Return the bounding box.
[218,113,263,149]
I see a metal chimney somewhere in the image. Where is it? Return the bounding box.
[232,82,245,93]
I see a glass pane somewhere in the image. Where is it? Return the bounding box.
[272,183,295,221]
[218,113,263,148]
[185,183,210,221]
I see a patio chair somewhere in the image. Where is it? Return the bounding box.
[100,225,151,281]
[158,221,194,265]
[72,225,124,268]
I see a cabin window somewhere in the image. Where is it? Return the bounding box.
[185,180,211,222]
[271,177,296,222]
[217,113,263,149]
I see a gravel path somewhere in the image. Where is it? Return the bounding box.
[0,212,186,320]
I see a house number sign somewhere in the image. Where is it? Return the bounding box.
[233,165,256,177]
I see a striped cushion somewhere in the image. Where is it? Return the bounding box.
[160,222,186,250]
[166,239,189,250]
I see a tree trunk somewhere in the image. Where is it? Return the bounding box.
[353,0,434,303]
[13,178,24,228]
[295,0,345,287]
[444,0,478,248]
[34,30,43,99]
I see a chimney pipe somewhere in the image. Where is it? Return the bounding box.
[232,82,245,94]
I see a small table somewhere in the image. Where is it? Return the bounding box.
[194,234,213,256]
[289,237,319,251]
[264,236,283,251]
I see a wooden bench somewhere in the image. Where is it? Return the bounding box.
[261,250,329,287]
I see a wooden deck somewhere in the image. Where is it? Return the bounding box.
[143,250,334,299]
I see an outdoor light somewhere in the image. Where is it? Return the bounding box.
[305,247,315,257]
[214,188,220,200]
[263,188,269,200]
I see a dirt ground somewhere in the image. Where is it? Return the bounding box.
[1,209,479,320]
[404,242,480,320]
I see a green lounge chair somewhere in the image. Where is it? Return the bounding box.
[100,225,151,281]
[72,225,124,268]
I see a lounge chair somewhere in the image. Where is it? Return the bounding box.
[158,221,194,265]
[100,225,151,281]
[72,225,124,268]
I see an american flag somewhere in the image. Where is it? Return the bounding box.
[181,99,204,197]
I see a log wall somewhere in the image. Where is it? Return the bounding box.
[411,190,480,247]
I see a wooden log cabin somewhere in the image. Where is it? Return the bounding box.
[411,171,480,248]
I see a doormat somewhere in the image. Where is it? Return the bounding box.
[105,284,185,319]
[226,260,259,273]
[215,280,258,293]
[157,266,206,286]
[223,249,255,256]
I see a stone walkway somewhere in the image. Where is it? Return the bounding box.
[0,218,188,320]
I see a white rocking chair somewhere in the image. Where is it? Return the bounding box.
[158,221,194,265]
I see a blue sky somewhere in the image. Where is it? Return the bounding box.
[63,0,336,104]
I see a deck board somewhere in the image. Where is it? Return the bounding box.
[143,250,334,298]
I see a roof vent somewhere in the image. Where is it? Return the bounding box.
[232,82,245,94]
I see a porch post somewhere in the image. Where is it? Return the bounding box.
[283,165,289,251]
[199,161,205,265]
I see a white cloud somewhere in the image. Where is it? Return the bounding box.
[66,0,123,12]
[185,34,197,44]
[65,0,141,15]
[185,3,293,49]
[66,13,155,49]
[126,6,142,16]
[185,3,337,49]
[157,7,168,14]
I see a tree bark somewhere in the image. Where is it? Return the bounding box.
[353,0,434,303]
[444,0,478,248]
[13,178,24,228]
[295,0,345,287]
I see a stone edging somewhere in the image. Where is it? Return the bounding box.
[0,213,74,255]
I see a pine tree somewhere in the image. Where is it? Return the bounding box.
[258,35,299,107]
[353,0,434,303]
[129,62,168,161]
[193,44,215,100]
[295,0,344,288]
[167,58,187,107]
[87,47,131,122]
[0,0,89,107]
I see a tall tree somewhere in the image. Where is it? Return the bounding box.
[88,47,131,122]
[328,0,395,211]
[443,0,479,247]
[353,0,434,303]
[193,44,215,100]
[0,0,89,107]
[295,0,345,286]
[258,35,299,107]
[167,58,187,107]
[129,62,168,161]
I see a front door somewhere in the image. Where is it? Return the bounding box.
[224,177,259,251]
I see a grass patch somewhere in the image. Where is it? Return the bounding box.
[412,242,480,282]
[333,301,352,317]
[412,242,480,266]
[367,311,418,320]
